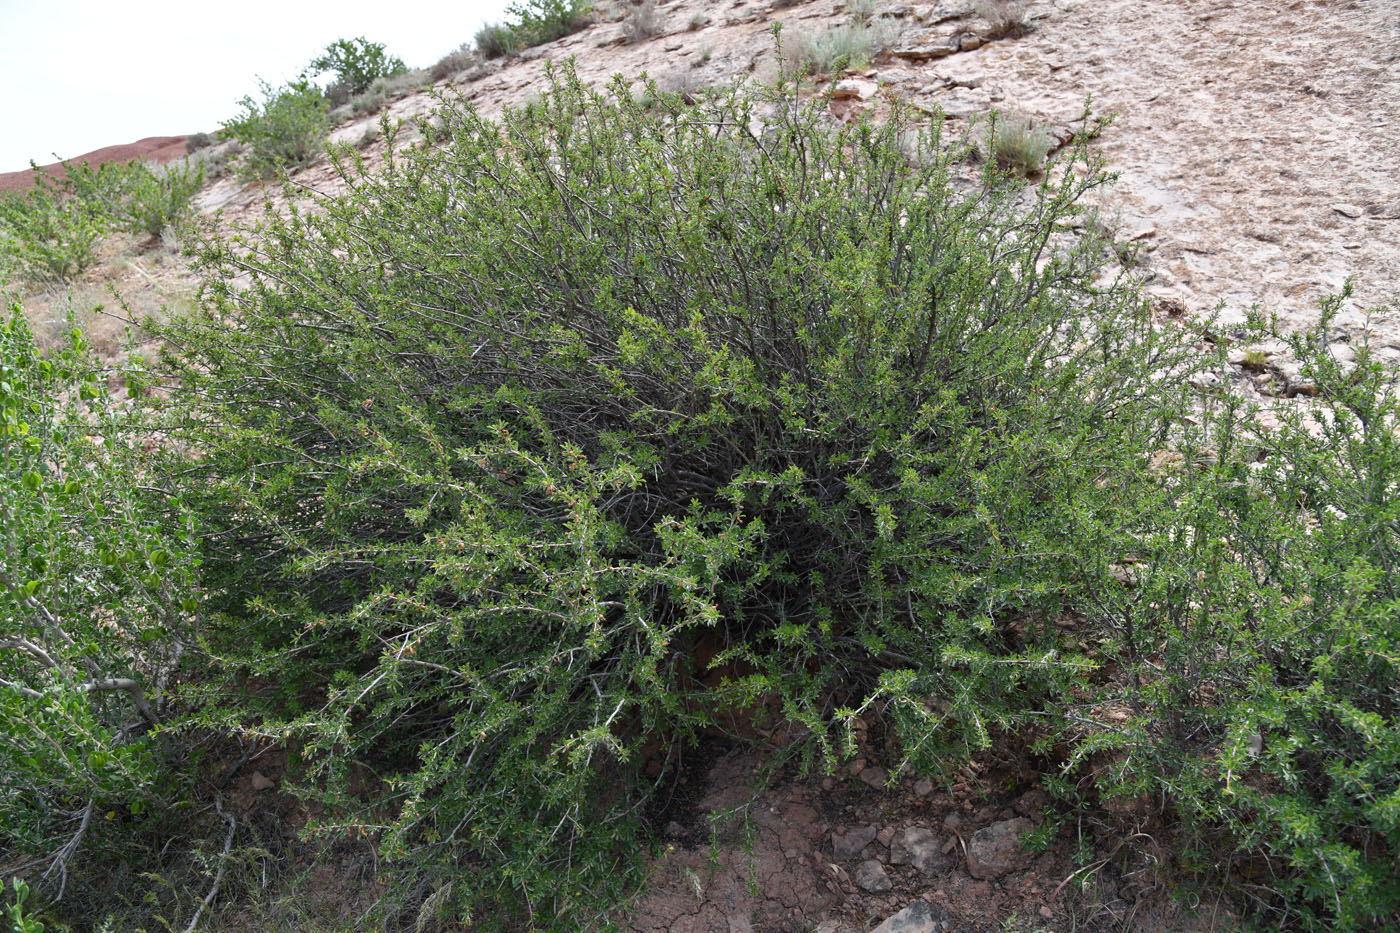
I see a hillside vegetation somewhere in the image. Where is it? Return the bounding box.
[1,17,1398,933]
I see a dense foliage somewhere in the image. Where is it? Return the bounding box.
[0,309,196,904]
[161,67,1198,926]
[308,36,408,98]
[476,0,591,58]
[1,57,1395,933]
[0,158,203,284]
[217,78,330,179]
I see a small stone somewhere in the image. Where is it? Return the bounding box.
[871,900,950,933]
[890,826,948,875]
[914,778,934,797]
[727,913,754,933]
[966,817,1034,880]
[893,44,956,62]
[1013,789,1048,817]
[833,824,878,860]
[848,757,867,775]
[832,77,880,101]
[784,848,799,859]
[873,68,916,85]
[876,826,896,847]
[1332,203,1364,218]
[822,777,836,791]
[854,858,892,892]
[249,770,275,791]
[664,820,685,837]
[860,765,889,790]
[1039,905,1055,919]
[960,34,982,51]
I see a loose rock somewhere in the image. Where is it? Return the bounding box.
[860,765,889,790]
[966,817,1034,879]
[871,900,954,933]
[854,858,892,892]
[890,826,948,875]
[832,78,880,101]
[833,824,878,860]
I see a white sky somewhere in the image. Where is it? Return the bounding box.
[0,0,515,173]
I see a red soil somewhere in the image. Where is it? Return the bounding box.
[0,135,190,193]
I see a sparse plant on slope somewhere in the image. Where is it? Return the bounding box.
[307,36,407,98]
[846,0,880,24]
[430,43,476,81]
[980,111,1051,175]
[786,16,897,74]
[973,0,1029,38]
[622,0,663,44]
[504,0,592,47]
[217,78,330,178]
[474,21,518,58]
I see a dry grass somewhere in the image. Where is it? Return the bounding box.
[785,17,898,75]
[973,0,1030,38]
[430,44,475,82]
[622,0,664,44]
[980,111,1051,175]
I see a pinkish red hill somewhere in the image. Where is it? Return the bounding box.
[0,135,189,193]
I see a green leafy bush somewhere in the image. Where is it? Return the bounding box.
[65,158,206,238]
[474,21,518,59]
[0,172,104,284]
[159,64,1201,926]
[0,308,197,903]
[309,36,408,99]
[217,78,330,178]
[1079,293,1400,929]
[505,0,592,46]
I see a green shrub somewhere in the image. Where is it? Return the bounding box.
[0,171,104,285]
[159,64,1198,926]
[505,0,592,47]
[474,21,517,58]
[65,158,205,238]
[308,36,407,98]
[1087,293,1400,929]
[217,78,330,178]
[185,132,215,153]
[0,308,197,904]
